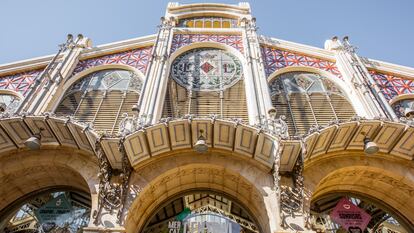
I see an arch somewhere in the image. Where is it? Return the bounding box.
[51,64,145,112]
[53,66,144,133]
[0,89,24,100]
[268,66,368,118]
[389,93,414,105]
[389,94,414,118]
[0,148,99,220]
[267,66,352,104]
[267,68,358,136]
[304,152,414,229]
[154,41,255,123]
[123,151,275,233]
[169,41,245,64]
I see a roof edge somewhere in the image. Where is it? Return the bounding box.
[0,34,156,76]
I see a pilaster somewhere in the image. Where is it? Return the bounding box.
[19,34,91,114]
[138,17,174,124]
[241,18,274,125]
[326,36,396,120]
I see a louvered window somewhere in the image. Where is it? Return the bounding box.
[55,69,142,134]
[162,48,248,122]
[269,72,355,136]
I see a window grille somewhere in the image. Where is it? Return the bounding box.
[269,72,355,136]
[55,69,142,134]
[0,93,20,113]
[178,17,238,28]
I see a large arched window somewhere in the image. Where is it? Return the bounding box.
[162,48,248,121]
[269,72,355,136]
[55,69,142,134]
[392,98,414,119]
[0,92,21,114]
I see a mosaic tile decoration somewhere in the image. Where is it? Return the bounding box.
[171,34,243,54]
[370,70,414,101]
[73,46,153,76]
[0,69,44,96]
[261,46,342,79]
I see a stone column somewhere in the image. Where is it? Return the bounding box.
[138,17,174,124]
[242,18,274,125]
[325,36,392,119]
[22,34,91,114]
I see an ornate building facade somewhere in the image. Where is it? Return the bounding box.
[0,2,414,233]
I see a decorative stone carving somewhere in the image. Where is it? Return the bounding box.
[92,137,132,225]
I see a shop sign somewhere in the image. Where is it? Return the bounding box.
[34,194,72,223]
[168,221,181,233]
[330,198,371,233]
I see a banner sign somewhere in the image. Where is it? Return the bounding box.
[168,221,181,233]
[34,194,73,223]
[330,198,371,232]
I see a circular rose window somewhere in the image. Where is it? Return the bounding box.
[171,48,242,91]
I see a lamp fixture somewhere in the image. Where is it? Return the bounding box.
[131,104,139,113]
[363,137,379,155]
[268,107,277,119]
[194,129,208,154]
[24,128,44,150]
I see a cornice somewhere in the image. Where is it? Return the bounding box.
[0,34,156,76]
[167,3,250,16]
[1,31,413,81]
[0,54,58,76]
[364,58,414,79]
[258,35,336,61]
[79,34,156,60]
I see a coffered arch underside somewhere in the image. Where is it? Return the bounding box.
[123,152,275,233]
[307,164,414,229]
[0,148,99,219]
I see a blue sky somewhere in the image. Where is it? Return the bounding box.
[0,0,413,67]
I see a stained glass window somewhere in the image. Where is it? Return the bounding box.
[269,72,355,136]
[55,69,142,134]
[164,48,248,121]
[171,48,242,91]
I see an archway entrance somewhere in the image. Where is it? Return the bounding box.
[1,188,91,233]
[310,193,411,233]
[304,153,414,233]
[124,150,275,233]
[142,191,259,233]
[0,148,98,233]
